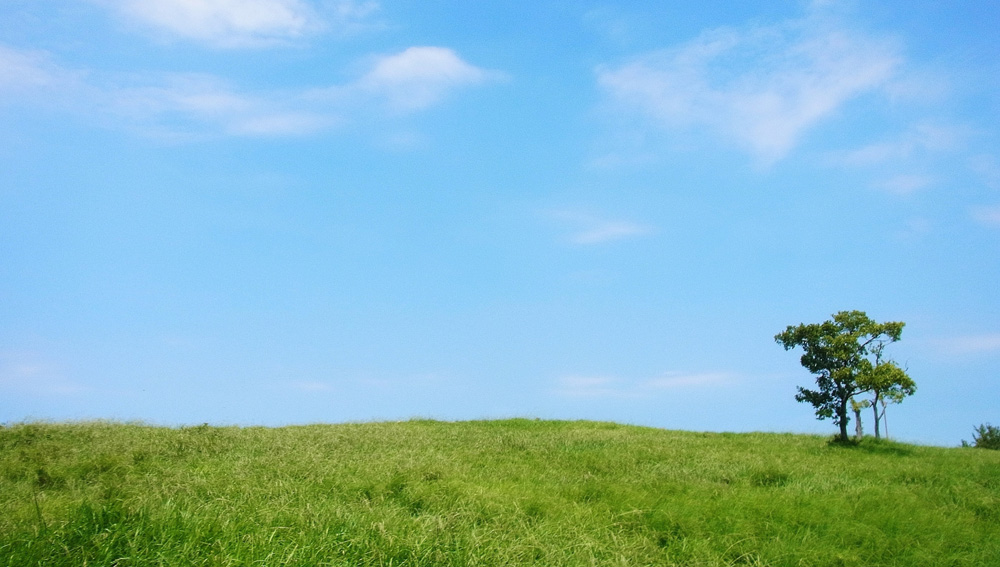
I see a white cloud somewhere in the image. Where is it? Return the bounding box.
[322,0,382,37]
[874,174,934,196]
[970,154,1000,190]
[893,217,931,241]
[0,45,84,98]
[551,210,652,245]
[355,47,500,111]
[0,44,496,138]
[930,334,1000,356]
[0,49,329,137]
[111,73,332,138]
[290,380,336,392]
[231,112,333,135]
[645,372,730,389]
[582,7,634,45]
[111,47,498,136]
[555,375,631,399]
[597,12,901,164]
[98,0,330,48]
[0,352,85,396]
[573,222,649,245]
[555,372,731,399]
[830,123,966,167]
[972,206,1000,227]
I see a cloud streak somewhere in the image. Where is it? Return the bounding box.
[929,334,1000,357]
[111,73,334,138]
[0,45,86,99]
[0,352,85,397]
[555,372,731,399]
[94,0,379,48]
[313,46,503,112]
[972,206,1000,227]
[550,210,652,245]
[0,43,497,138]
[597,10,901,164]
[828,123,966,167]
[874,174,934,196]
[290,380,336,392]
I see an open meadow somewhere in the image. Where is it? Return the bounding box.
[2,419,998,566]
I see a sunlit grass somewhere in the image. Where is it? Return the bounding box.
[2,419,998,566]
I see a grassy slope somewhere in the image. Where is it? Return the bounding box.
[1,419,998,566]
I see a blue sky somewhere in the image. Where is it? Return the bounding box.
[2,0,998,446]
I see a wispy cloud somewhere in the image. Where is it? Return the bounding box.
[290,380,336,392]
[582,7,635,45]
[112,73,334,138]
[929,334,1000,357]
[0,45,85,99]
[0,352,85,396]
[971,206,1000,227]
[645,372,732,389]
[828,123,966,167]
[970,154,1000,190]
[0,43,497,139]
[893,217,931,241]
[822,115,971,203]
[596,9,901,164]
[94,0,379,48]
[555,372,731,399]
[550,210,652,245]
[315,46,504,112]
[874,174,934,196]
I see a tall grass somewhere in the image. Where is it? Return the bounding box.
[2,419,998,566]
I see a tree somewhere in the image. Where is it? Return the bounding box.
[966,423,1000,450]
[857,361,915,439]
[775,310,914,443]
[850,397,865,440]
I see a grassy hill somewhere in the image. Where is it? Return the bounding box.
[1,419,998,566]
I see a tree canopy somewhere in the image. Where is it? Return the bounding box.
[855,358,916,439]
[775,310,915,442]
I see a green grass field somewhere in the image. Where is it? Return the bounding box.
[2,419,998,566]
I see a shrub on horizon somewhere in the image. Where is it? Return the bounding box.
[965,423,1000,450]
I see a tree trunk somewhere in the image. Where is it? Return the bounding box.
[854,407,863,440]
[837,399,850,442]
[871,391,882,440]
[881,401,890,440]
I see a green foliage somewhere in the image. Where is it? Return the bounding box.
[1,420,998,567]
[776,310,915,442]
[969,423,1000,450]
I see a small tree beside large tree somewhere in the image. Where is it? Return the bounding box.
[854,360,915,440]
[775,310,916,443]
